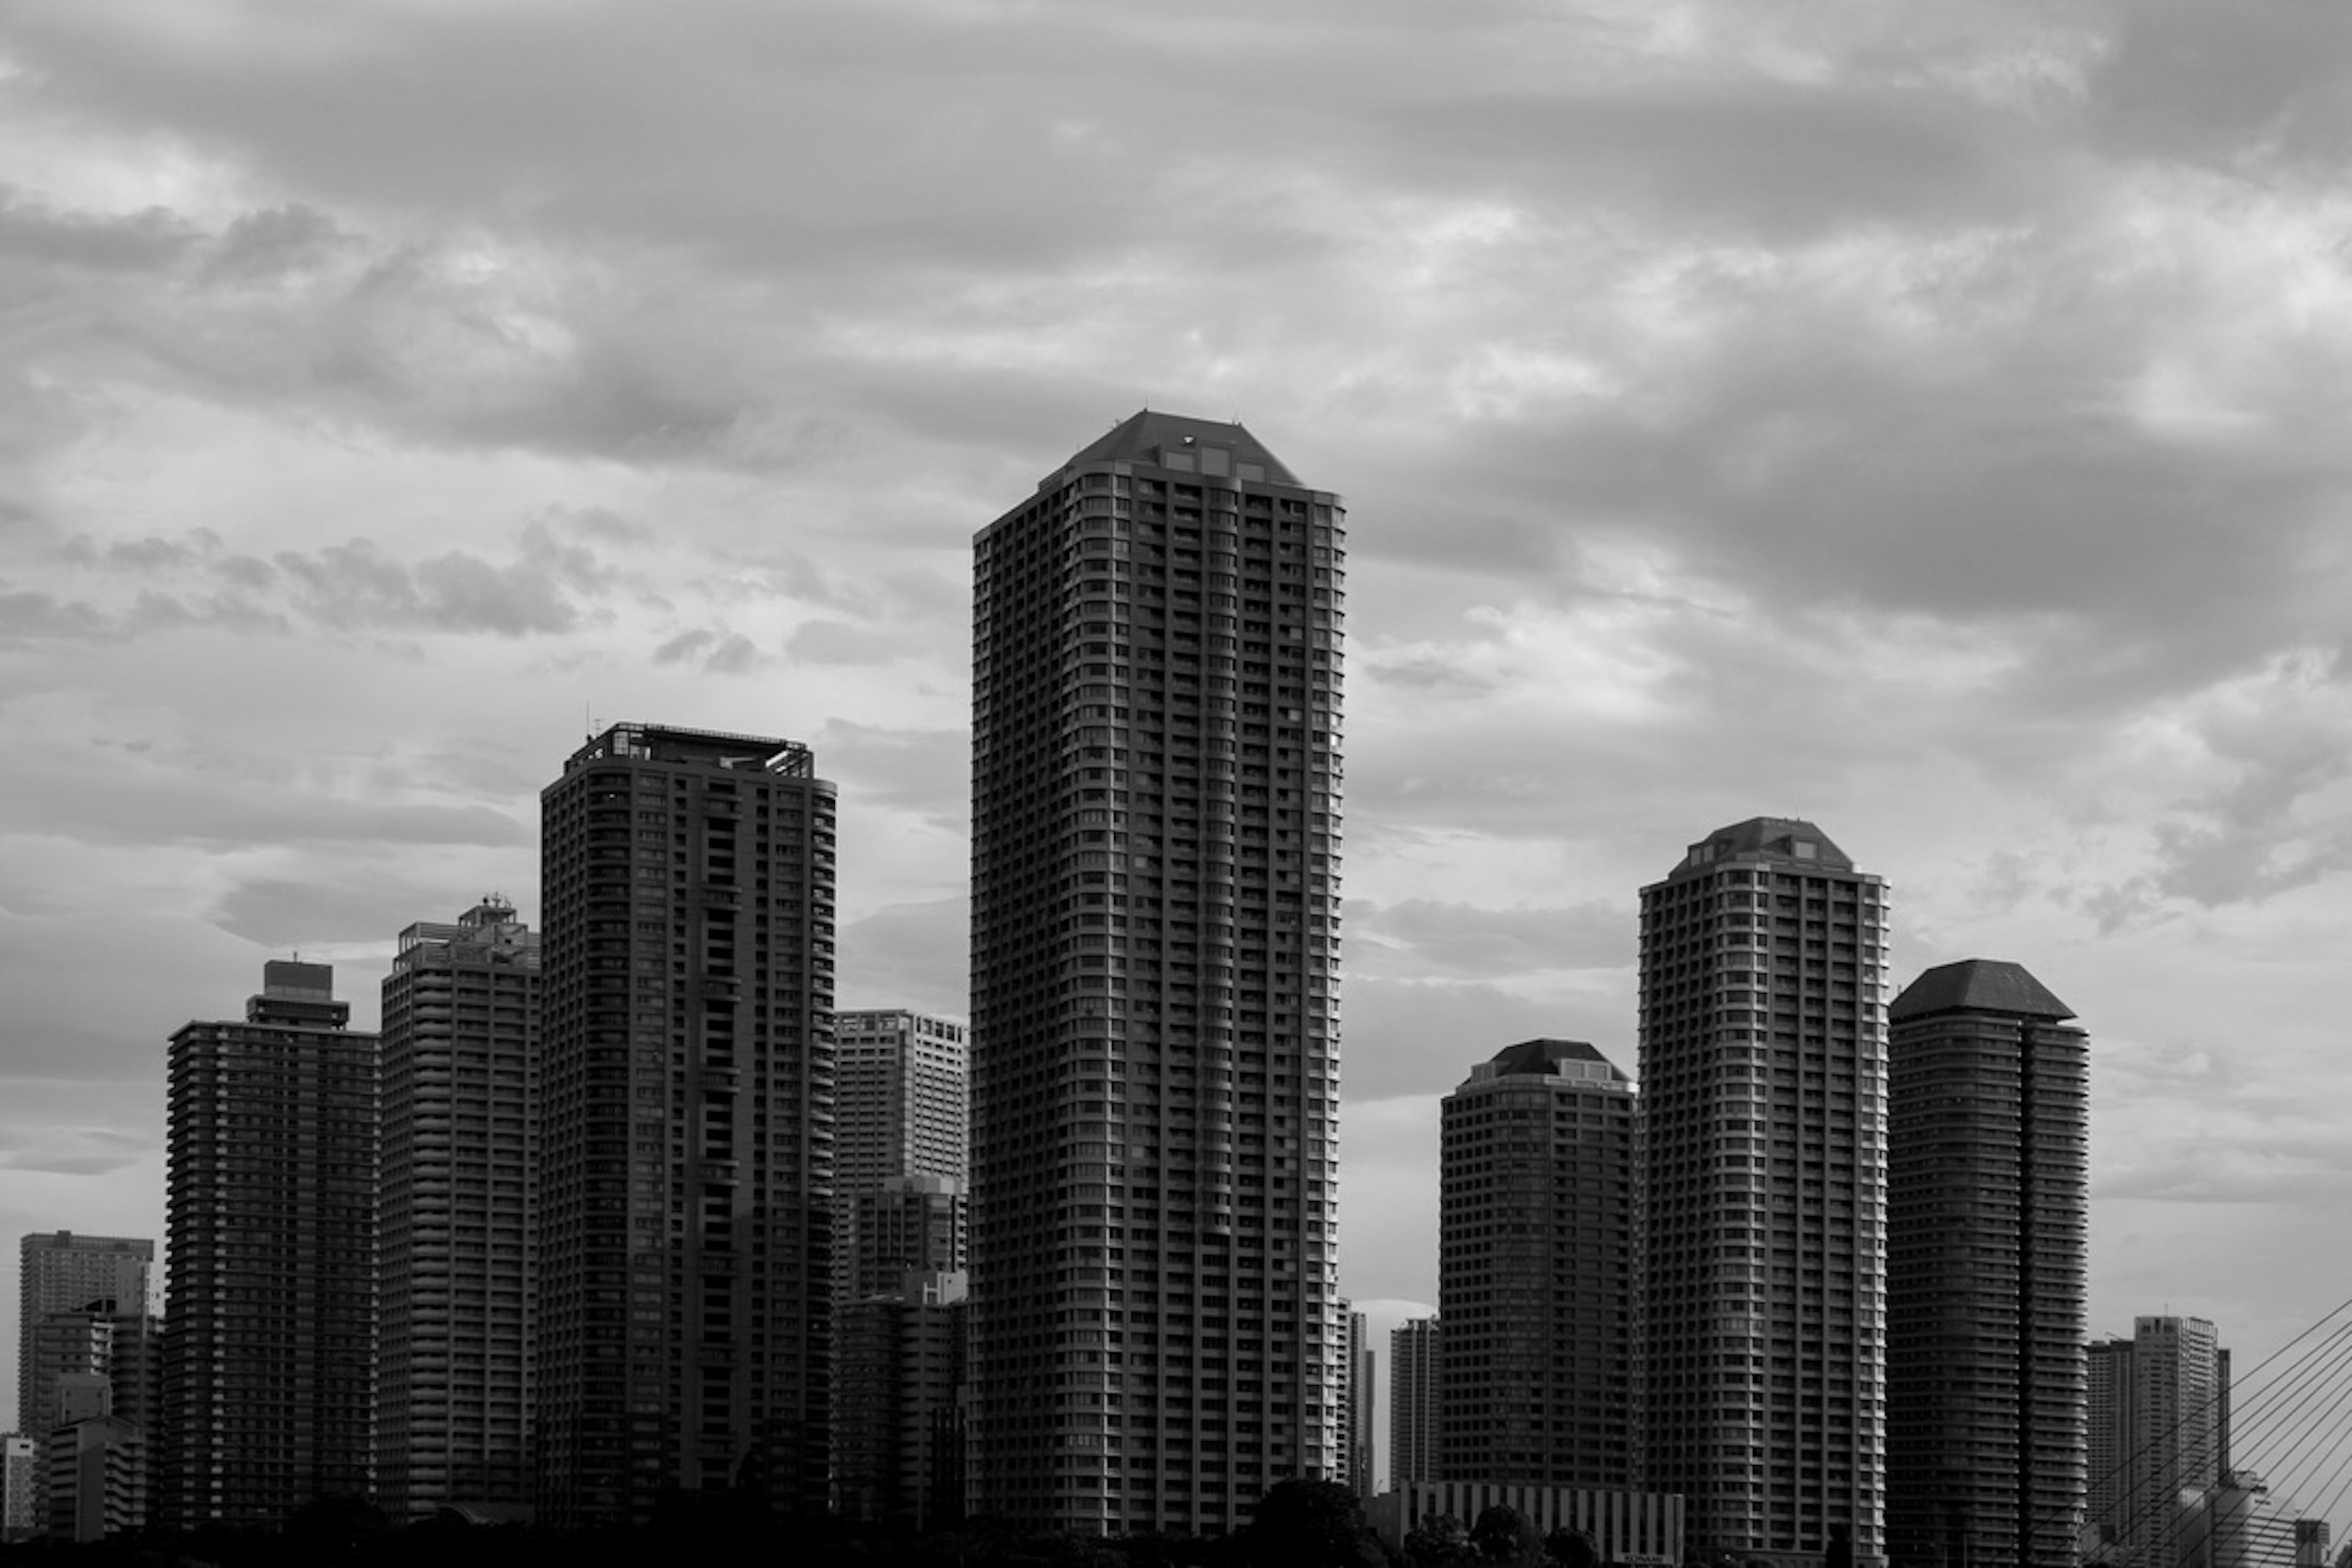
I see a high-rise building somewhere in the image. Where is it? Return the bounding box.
[537,723,836,1526]
[160,961,378,1529]
[834,1010,968,1297]
[17,1234,151,1438]
[834,1010,968,1194]
[2087,1316,2228,1567]
[1344,1308,1373,1501]
[1639,818,1891,1567]
[2,1434,40,1541]
[845,1176,967,1302]
[377,897,542,1518]
[1887,960,2089,1568]
[835,1270,969,1531]
[970,413,1346,1533]
[1390,1317,1442,1489]
[1439,1039,1637,1487]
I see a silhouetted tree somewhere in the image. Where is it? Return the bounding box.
[1470,1504,1539,1565]
[1544,1525,1599,1568]
[1404,1512,1472,1568]
[1242,1478,1382,1568]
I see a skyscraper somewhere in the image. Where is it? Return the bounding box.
[1887,960,2089,1568]
[377,897,542,1518]
[1390,1317,1442,1489]
[1438,1039,1637,1487]
[2087,1317,2228,1568]
[834,1009,968,1294]
[537,723,836,1525]
[1345,1308,1373,1501]
[160,961,377,1529]
[16,1234,151,1444]
[1639,818,1891,1567]
[970,412,1346,1532]
[834,1010,968,1195]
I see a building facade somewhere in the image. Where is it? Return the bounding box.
[833,1010,968,1299]
[970,412,1347,1532]
[537,723,837,1525]
[1640,818,1891,1567]
[377,897,541,1518]
[17,1234,151,1441]
[834,1010,968,1194]
[1887,960,2089,1568]
[1439,1039,1637,1488]
[1345,1308,1373,1501]
[835,1270,968,1531]
[2087,1317,2228,1568]
[1392,1317,1442,1489]
[160,962,378,1529]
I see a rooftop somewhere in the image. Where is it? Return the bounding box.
[1891,959,2076,1023]
[1059,410,1303,487]
[1665,816,1857,880]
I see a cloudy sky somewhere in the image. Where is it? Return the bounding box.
[6,0,2352,1499]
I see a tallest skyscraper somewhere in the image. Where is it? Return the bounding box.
[971,413,1346,1534]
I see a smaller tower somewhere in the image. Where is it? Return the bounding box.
[1439,1040,1636,1486]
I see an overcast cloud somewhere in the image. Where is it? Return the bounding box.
[6,0,2352,1499]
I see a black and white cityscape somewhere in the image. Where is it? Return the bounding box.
[9,7,2352,1568]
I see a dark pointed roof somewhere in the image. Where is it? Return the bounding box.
[1665,816,1854,880]
[1891,959,2076,1023]
[1064,411,1303,486]
[1487,1038,1630,1082]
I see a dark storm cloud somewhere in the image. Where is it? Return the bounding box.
[271,528,613,637]
[2087,2,2352,172]
[0,189,196,271]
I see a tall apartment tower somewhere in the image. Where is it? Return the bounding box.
[834,1010,968,1193]
[1640,818,1891,1568]
[1344,1308,1373,1500]
[1390,1317,1442,1488]
[834,1009,969,1294]
[971,413,1347,1532]
[160,961,378,1529]
[1887,960,2089,1568]
[17,1234,151,1441]
[537,723,836,1525]
[2087,1317,2228,1567]
[377,897,542,1518]
[1438,1039,1637,1487]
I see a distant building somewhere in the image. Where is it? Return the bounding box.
[1439,1039,1636,1487]
[17,1234,151,1445]
[45,1414,145,1542]
[1640,818,1891,1567]
[1887,960,2089,1568]
[160,961,377,1530]
[537,723,837,1525]
[846,1175,966,1302]
[2087,1316,2228,1567]
[24,1303,156,1538]
[377,897,541,1518]
[3,1434,40,1540]
[1345,1308,1374,1501]
[1391,1317,1442,1488]
[834,1270,968,1532]
[834,1010,969,1301]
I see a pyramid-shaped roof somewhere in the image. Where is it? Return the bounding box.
[1064,411,1303,486]
[1487,1038,1630,1081]
[1891,959,2075,1022]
